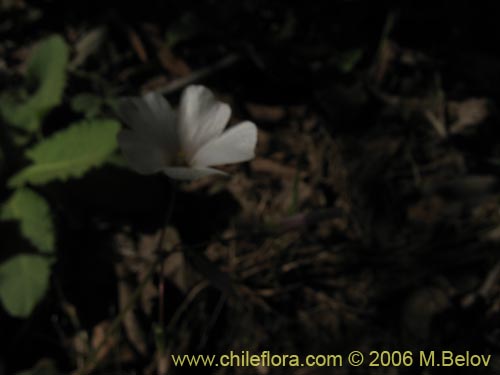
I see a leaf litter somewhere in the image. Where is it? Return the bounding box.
[2,2,500,374]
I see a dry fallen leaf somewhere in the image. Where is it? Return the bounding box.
[245,103,287,122]
[127,27,148,62]
[448,98,490,134]
[70,27,106,69]
[90,321,118,366]
[251,158,299,178]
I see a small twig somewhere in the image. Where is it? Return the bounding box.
[156,54,240,95]
[460,261,500,308]
[479,261,500,298]
[196,294,226,351]
[165,281,210,336]
[424,110,447,138]
[371,10,397,83]
[276,207,344,232]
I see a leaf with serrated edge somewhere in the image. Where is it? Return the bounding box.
[8,119,120,187]
[0,255,51,318]
[1,188,55,253]
[0,35,68,131]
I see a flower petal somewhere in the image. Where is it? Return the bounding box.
[116,91,178,153]
[117,129,166,174]
[178,85,231,158]
[163,166,227,180]
[190,121,257,167]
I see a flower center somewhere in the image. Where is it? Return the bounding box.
[169,150,188,166]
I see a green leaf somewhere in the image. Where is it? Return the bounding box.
[26,35,69,112]
[0,93,39,132]
[0,35,69,131]
[1,188,55,253]
[0,255,51,318]
[8,119,120,187]
[336,49,363,74]
[70,93,103,118]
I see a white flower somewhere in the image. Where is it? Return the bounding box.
[116,85,257,180]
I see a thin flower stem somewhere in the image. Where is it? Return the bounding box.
[157,181,177,346]
[153,180,176,375]
[75,180,177,375]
